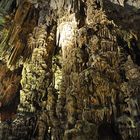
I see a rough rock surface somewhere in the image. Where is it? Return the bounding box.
[0,0,140,140]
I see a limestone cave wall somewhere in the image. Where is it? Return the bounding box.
[0,0,140,140]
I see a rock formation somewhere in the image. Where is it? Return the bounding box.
[0,0,140,140]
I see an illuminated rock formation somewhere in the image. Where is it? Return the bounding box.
[0,0,140,140]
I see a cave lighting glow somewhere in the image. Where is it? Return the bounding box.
[56,14,77,48]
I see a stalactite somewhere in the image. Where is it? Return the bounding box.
[18,24,48,113]
[9,22,56,139]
